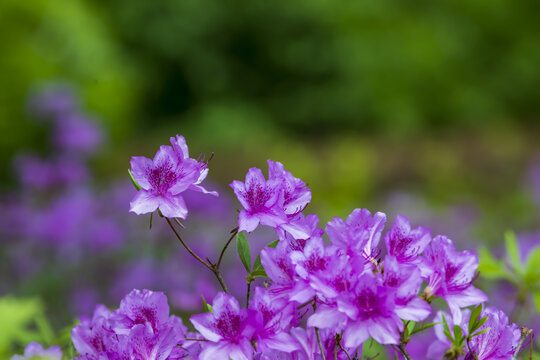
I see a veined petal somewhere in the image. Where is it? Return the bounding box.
[130,190,160,215]
[158,195,188,219]
[308,307,347,330]
[367,317,401,345]
[130,156,153,190]
[395,297,431,321]
[189,184,219,196]
[343,321,370,348]
[230,180,249,209]
[238,210,260,232]
[190,313,222,342]
[170,135,189,159]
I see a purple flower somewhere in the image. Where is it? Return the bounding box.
[10,343,62,360]
[382,256,431,321]
[72,289,189,359]
[267,160,311,216]
[28,85,78,119]
[250,287,297,352]
[326,208,386,264]
[278,213,324,244]
[130,135,216,218]
[309,273,403,347]
[465,307,521,360]
[423,236,488,324]
[384,215,431,266]
[111,289,171,335]
[54,113,103,154]
[190,292,259,360]
[230,167,287,232]
[260,240,297,299]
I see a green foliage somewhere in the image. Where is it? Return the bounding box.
[236,232,252,274]
[0,296,48,357]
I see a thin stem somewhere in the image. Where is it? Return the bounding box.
[217,227,238,269]
[392,344,412,360]
[184,338,209,342]
[334,335,338,360]
[336,334,352,360]
[513,328,532,359]
[466,338,478,360]
[165,218,212,271]
[165,218,229,293]
[315,327,327,360]
[246,281,252,308]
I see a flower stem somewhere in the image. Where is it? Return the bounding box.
[165,218,230,293]
[246,280,252,308]
[392,344,412,360]
[315,327,327,360]
[217,227,238,269]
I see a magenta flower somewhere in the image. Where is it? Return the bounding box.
[326,208,386,263]
[267,160,311,216]
[250,287,297,352]
[130,135,216,218]
[384,215,431,267]
[230,167,287,232]
[190,292,259,360]
[309,273,403,347]
[382,256,431,321]
[465,307,521,360]
[278,212,324,244]
[260,239,297,299]
[423,236,488,324]
[10,343,62,360]
[72,289,189,360]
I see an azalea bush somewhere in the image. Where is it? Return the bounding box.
[9,132,539,360]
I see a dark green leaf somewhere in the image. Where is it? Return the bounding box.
[251,255,268,278]
[442,314,453,341]
[453,325,463,344]
[236,232,251,273]
[128,169,142,191]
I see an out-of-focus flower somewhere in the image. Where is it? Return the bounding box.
[230,167,287,232]
[190,292,259,360]
[54,113,103,154]
[423,236,488,324]
[10,343,62,360]
[464,308,521,360]
[130,135,216,218]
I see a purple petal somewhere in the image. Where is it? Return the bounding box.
[158,195,188,219]
[130,156,153,190]
[190,313,222,342]
[395,297,431,321]
[238,210,260,232]
[368,317,401,344]
[130,191,160,215]
[342,321,370,348]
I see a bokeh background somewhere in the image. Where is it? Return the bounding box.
[1,0,540,357]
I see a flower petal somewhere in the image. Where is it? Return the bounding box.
[129,190,160,215]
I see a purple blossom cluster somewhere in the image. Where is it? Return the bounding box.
[121,134,529,359]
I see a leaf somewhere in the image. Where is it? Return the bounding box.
[453,325,463,344]
[478,247,507,280]
[534,292,540,313]
[475,316,488,330]
[410,322,439,335]
[201,294,212,313]
[236,232,251,273]
[525,246,540,284]
[468,304,483,334]
[505,231,523,274]
[442,314,453,341]
[128,169,142,191]
[251,255,268,278]
[472,328,490,337]
[267,239,279,248]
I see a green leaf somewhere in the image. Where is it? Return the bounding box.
[251,255,268,278]
[442,314,453,341]
[472,328,490,337]
[468,304,482,334]
[267,239,279,248]
[478,247,507,280]
[201,294,212,312]
[505,231,523,274]
[406,320,416,334]
[475,316,488,330]
[128,169,142,191]
[236,232,251,273]
[410,322,439,335]
[534,292,540,313]
[525,246,540,283]
[453,325,463,344]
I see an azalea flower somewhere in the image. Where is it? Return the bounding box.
[10,343,62,360]
[384,214,431,268]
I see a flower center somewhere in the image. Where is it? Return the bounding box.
[148,160,177,194]
[246,183,271,212]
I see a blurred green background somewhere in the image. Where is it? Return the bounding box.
[2,0,540,253]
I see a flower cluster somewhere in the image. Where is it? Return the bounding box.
[71,289,196,359]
